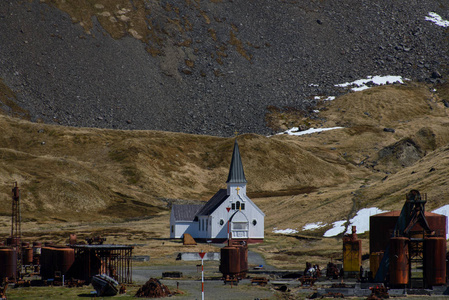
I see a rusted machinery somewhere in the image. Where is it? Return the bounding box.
[40,246,75,280]
[342,226,362,276]
[69,244,134,284]
[0,184,134,287]
[219,239,248,281]
[370,190,447,288]
[0,248,17,282]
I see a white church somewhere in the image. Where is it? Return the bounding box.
[169,139,265,243]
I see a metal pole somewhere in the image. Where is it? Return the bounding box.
[201,257,204,300]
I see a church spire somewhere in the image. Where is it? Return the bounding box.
[226,139,247,184]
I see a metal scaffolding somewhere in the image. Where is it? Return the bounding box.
[71,245,133,284]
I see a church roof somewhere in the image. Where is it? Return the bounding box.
[172,204,203,222]
[226,139,247,184]
[196,189,229,216]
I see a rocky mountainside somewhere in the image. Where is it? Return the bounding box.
[0,0,448,136]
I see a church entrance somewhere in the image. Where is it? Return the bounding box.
[231,211,249,238]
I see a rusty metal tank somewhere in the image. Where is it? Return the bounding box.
[424,237,446,286]
[370,211,446,254]
[389,237,409,286]
[22,243,33,265]
[40,246,75,279]
[220,246,240,276]
[0,248,17,280]
[343,226,362,272]
[369,252,384,279]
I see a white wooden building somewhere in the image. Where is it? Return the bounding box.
[169,139,265,243]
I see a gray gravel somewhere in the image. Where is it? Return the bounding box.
[1,0,448,136]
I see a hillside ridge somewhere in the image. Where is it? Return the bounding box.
[0,0,448,136]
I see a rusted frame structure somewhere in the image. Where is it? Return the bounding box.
[71,245,133,284]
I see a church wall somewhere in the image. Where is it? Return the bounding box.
[174,222,189,238]
[208,193,265,240]
[210,200,234,239]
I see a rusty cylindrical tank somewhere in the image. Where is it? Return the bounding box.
[389,237,409,286]
[343,226,362,273]
[238,243,248,277]
[40,247,75,279]
[370,211,446,254]
[424,237,446,287]
[0,248,17,281]
[219,246,240,277]
[22,242,33,265]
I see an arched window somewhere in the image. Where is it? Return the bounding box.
[236,201,240,210]
[241,203,245,210]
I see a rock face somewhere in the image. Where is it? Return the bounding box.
[0,0,448,136]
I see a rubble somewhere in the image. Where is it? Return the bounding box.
[135,278,171,298]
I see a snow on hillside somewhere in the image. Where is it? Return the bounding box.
[322,207,388,237]
[273,228,298,234]
[278,127,344,136]
[425,12,449,27]
[336,76,408,92]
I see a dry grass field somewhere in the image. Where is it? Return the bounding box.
[1,80,449,270]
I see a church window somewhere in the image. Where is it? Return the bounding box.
[206,219,208,231]
[241,203,245,210]
[232,222,248,230]
[171,225,174,233]
[236,201,240,210]
[231,203,235,210]
[220,219,224,226]
[252,219,257,226]
[198,221,201,231]
[202,219,204,231]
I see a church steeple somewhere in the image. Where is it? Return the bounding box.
[226,139,247,184]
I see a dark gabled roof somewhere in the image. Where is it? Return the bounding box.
[196,189,229,216]
[172,204,203,222]
[226,139,247,184]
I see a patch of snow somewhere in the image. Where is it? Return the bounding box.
[278,127,344,136]
[336,75,408,91]
[309,83,319,87]
[303,222,326,231]
[273,228,298,234]
[312,95,336,101]
[313,110,320,113]
[425,12,449,27]
[346,207,388,234]
[323,207,388,237]
[323,221,346,237]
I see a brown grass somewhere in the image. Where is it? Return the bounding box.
[1,81,449,268]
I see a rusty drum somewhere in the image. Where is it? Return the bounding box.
[389,237,409,286]
[424,237,446,286]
